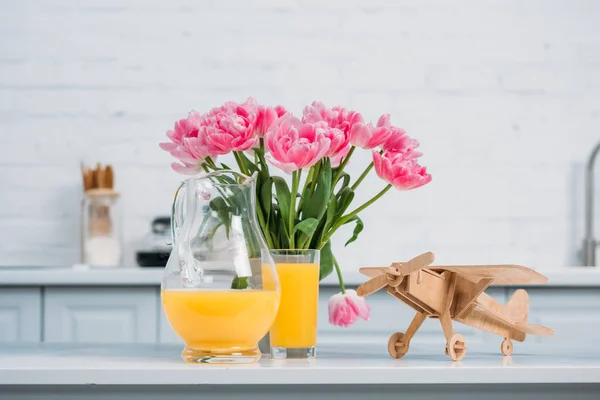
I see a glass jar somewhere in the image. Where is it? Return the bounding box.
[81,189,122,267]
[161,171,280,363]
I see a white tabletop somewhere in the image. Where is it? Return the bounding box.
[1,343,599,385]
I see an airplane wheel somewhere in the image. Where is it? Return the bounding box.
[501,338,513,356]
[388,332,410,359]
[445,334,467,361]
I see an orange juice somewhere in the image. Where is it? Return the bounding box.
[162,289,280,350]
[270,263,320,348]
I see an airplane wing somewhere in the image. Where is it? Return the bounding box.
[475,304,555,336]
[515,323,555,336]
[429,265,548,285]
[358,266,388,278]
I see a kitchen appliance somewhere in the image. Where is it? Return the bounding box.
[136,217,172,267]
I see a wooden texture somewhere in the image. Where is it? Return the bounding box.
[356,251,554,361]
[394,251,435,275]
[430,265,548,285]
[404,313,427,342]
[453,277,494,318]
[505,289,529,323]
[357,274,389,297]
[406,269,449,314]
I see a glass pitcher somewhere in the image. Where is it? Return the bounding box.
[161,170,280,363]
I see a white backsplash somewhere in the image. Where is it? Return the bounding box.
[1,0,599,270]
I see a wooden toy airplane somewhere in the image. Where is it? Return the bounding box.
[357,252,554,361]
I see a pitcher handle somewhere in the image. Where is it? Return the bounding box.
[170,181,186,244]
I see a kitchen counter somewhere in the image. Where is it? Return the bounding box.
[1,265,600,287]
[0,343,598,399]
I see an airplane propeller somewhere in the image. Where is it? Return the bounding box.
[357,252,436,297]
[395,251,435,276]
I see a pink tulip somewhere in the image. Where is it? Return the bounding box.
[161,99,288,174]
[302,101,363,135]
[302,101,362,167]
[328,289,370,327]
[264,115,331,173]
[274,105,288,118]
[159,113,207,175]
[313,124,349,167]
[198,104,258,155]
[373,150,432,190]
[382,126,422,159]
[254,102,288,137]
[349,114,393,149]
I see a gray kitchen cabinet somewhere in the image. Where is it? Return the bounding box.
[0,288,41,343]
[44,288,158,343]
[512,287,600,347]
[318,287,506,347]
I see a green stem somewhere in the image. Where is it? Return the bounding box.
[256,201,274,249]
[351,162,374,191]
[289,170,301,248]
[333,255,346,294]
[331,146,355,193]
[321,184,392,245]
[308,161,321,199]
[233,152,249,175]
[205,157,217,169]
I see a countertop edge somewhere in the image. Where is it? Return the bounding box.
[1,366,600,385]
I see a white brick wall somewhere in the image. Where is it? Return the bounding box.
[1,0,599,270]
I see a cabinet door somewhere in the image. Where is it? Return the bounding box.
[511,288,600,348]
[44,288,157,343]
[0,288,41,343]
[317,287,506,347]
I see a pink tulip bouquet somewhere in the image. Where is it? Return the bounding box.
[160,97,432,327]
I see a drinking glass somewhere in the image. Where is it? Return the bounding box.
[269,249,320,359]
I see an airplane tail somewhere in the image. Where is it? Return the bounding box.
[504,289,529,323]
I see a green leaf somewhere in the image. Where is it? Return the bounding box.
[293,218,319,235]
[293,218,319,249]
[319,241,334,280]
[343,216,364,247]
[231,276,249,289]
[336,172,351,191]
[272,176,291,236]
[302,159,332,221]
[209,197,231,237]
[260,177,273,223]
[268,207,280,248]
[237,151,259,173]
[334,186,355,218]
[220,163,232,170]
[215,174,236,185]
[317,193,337,245]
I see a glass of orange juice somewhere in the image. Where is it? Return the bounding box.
[269,249,320,359]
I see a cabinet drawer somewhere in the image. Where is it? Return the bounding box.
[44,287,157,343]
[0,288,41,343]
